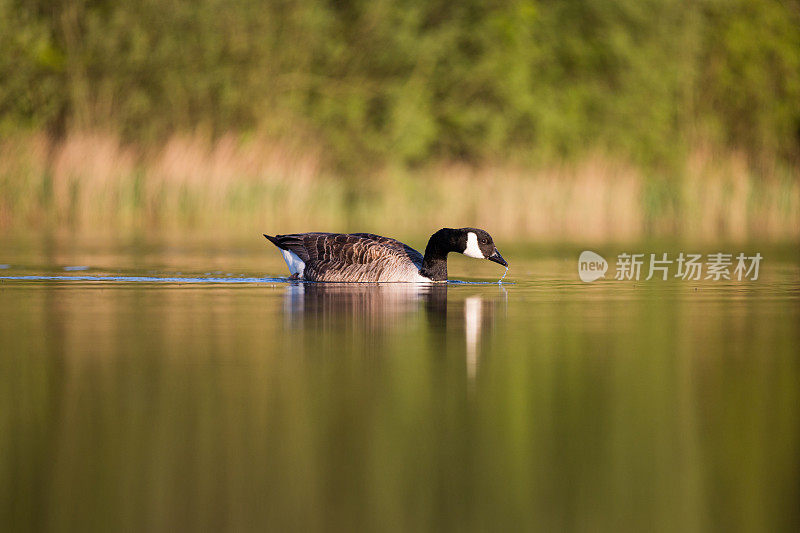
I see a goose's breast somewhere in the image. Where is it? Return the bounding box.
[307,257,429,283]
[375,262,431,283]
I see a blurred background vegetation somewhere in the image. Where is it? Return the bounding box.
[1,0,799,241]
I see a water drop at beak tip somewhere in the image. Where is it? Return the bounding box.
[498,266,508,284]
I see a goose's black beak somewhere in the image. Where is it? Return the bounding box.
[488,249,507,267]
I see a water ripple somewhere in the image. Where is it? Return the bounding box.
[0,275,286,283]
[0,274,510,285]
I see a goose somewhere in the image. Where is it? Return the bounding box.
[263,228,507,282]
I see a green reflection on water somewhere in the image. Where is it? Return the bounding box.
[1,241,799,532]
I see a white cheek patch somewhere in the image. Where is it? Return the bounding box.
[280,249,306,276]
[462,232,485,258]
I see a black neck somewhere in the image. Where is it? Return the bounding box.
[419,228,459,282]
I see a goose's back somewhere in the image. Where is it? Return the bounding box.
[272,232,425,282]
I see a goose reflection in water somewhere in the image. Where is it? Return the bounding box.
[282,283,503,381]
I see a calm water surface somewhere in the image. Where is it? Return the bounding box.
[1,236,799,532]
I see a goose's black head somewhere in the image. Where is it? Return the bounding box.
[421,227,508,281]
[456,227,507,267]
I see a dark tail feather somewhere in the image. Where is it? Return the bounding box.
[263,234,282,248]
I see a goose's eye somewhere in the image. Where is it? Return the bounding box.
[480,239,488,244]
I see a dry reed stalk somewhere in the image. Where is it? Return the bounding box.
[0,132,796,243]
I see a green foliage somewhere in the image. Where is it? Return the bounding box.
[1,0,799,169]
[701,0,800,162]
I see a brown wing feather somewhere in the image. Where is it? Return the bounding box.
[349,233,423,266]
[269,232,423,282]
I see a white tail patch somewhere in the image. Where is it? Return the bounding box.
[280,249,306,277]
[462,232,484,258]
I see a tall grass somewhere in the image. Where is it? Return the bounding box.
[1,132,798,243]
